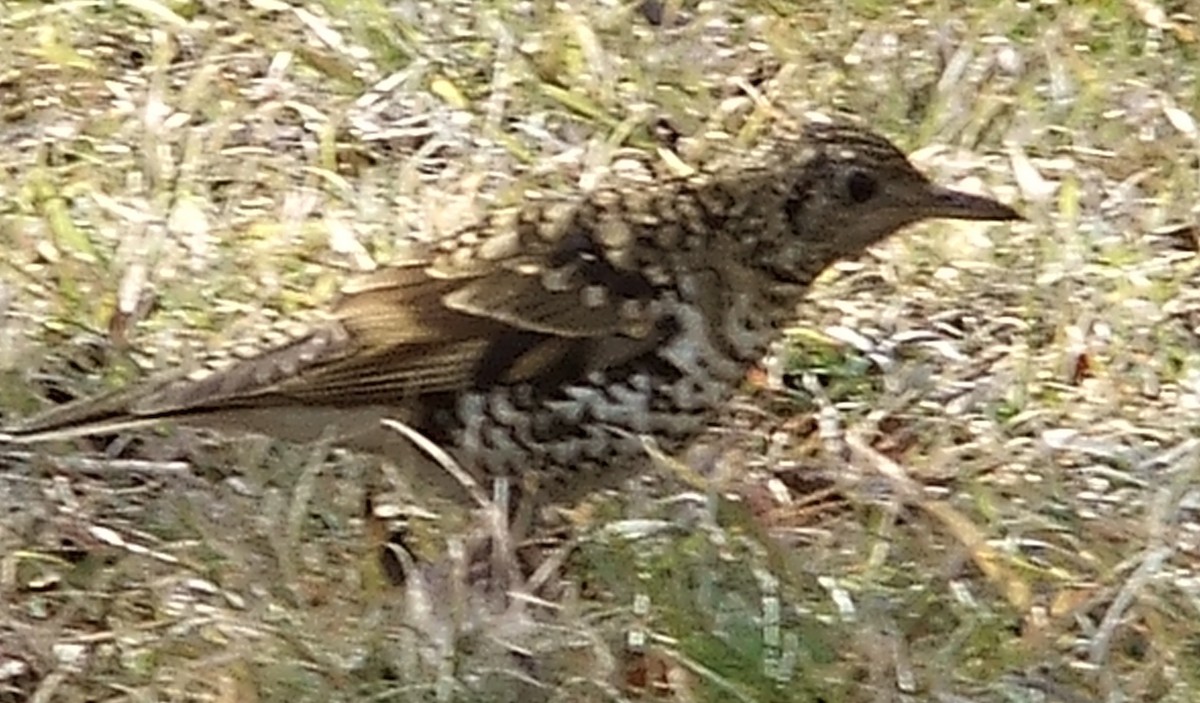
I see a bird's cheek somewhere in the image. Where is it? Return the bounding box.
[770,241,835,283]
[838,212,908,255]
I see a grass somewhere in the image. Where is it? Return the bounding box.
[2,0,1200,701]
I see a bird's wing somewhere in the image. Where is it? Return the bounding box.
[4,189,668,441]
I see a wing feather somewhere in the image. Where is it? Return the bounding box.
[5,199,670,444]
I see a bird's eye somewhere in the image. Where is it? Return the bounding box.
[844,170,878,204]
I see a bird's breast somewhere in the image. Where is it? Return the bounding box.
[438,293,781,502]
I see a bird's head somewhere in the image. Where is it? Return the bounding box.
[754,121,1021,283]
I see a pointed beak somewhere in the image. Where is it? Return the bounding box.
[923,185,1023,222]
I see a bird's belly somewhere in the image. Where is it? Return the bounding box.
[448,304,753,501]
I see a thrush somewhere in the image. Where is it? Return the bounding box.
[2,118,1019,507]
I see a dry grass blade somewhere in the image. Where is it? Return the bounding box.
[1,1,1198,702]
[847,431,1033,612]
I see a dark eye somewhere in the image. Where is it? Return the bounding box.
[844,170,878,204]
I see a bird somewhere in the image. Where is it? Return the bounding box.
[1,118,1020,510]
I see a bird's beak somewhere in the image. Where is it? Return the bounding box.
[923,185,1023,222]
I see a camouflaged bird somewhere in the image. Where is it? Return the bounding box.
[2,119,1019,505]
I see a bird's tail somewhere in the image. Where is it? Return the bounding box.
[1,322,354,445]
[1,368,199,444]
